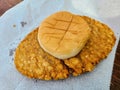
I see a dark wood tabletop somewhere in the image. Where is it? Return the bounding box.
[110,39,120,90]
[0,0,120,90]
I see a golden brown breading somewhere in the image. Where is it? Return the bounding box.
[14,28,69,80]
[64,16,116,76]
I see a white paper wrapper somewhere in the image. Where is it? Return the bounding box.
[0,0,120,90]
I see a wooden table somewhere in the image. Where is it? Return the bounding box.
[0,0,120,90]
[110,39,120,90]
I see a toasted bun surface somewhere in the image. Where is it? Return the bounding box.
[38,11,91,59]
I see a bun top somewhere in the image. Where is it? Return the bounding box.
[38,11,91,59]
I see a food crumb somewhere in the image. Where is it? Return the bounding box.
[13,24,16,28]
[20,21,27,27]
[9,48,16,56]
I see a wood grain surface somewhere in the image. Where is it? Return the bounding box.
[0,0,21,16]
[110,39,120,90]
[0,0,120,90]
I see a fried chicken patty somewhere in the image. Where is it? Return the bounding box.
[14,16,116,80]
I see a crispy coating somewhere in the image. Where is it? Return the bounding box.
[64,16,116,76]
[14,28,69,80]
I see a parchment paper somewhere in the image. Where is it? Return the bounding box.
[0,0,120,90]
